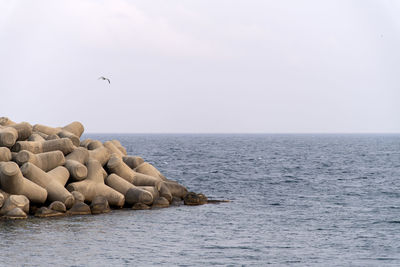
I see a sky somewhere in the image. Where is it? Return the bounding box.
[0,0,399,133]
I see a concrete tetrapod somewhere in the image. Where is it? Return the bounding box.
[0,195,30,215]
[0,147,12,162]
[62,121,84,138]
[0,127,18,147]
[57,130,80,146]
[134,162,167,180]
[105,174,153,205]
[67,159,125,207]
[46,134,60,140]
[88,146,111,166]
[65,147,89,181]
[0,192,4,208]
[7,122,32,141]
[28,133,46,142]
[79,139,93,148]
[110,140,127,155]
[32,124,60,135]
[0,162,47,203]
[13,138,74,155]
[0,117,15,126]
[87,140,103,150]
[33,122,83,140]
[90,195,111,214]
[15,150,65,171]
[122,156,144,169]
[4,207,28,219]
[104,141,124,158]
[107,154,162,186]
[20,163,74,208]
[138,186,159,201]
[47,166,70,186]
[161,181,188,199]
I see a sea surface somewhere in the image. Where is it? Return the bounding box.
[1,134,400,266]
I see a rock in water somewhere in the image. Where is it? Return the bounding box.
[183,192,208,205]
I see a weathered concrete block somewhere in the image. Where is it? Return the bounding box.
[13,138,74,155]
[137,186,159,201]
[67,201,91,215]
[4,207,28,219]
[71,191,85,203]
[110,140,127,155]
[35,207,64,217]
[80,138,93,148]
[33,123,81,146]
[21,162,74,208]
[134,162,167,180]
[0,162,47,203]
[32,124,60,135]
[104,141,124,158]
[122,155,144,169]
[28,133,46,142]
[0,192,4,208]
[152,197,170,208]
[49,201,67,213]
[0,194,29,215]
[46,134,60,141]
[0,127,18,147]
[62,121,84,137]
[15,150,65,171]
[8,122,33,141]
[0,147,12,162]
[105,174,153,205]
[57,130,80,146]
[67,159,125,207]
[87,140,103,150]
[47,166,70,186]
[0,117,15,126]
[64,147,88,181]
[107,154,136,183]
[162,181,188,199]
[90,195,111,214]
[88,146,110,166]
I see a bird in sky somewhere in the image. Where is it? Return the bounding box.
[98,76,111,84]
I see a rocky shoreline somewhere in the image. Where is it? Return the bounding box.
[0,117,218,220]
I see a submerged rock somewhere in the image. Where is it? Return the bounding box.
[183,192,208,206]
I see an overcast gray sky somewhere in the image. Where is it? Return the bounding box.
[1,0,399,133]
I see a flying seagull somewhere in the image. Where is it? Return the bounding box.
[98,76,111,84]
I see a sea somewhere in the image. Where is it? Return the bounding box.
[1,134,400,266]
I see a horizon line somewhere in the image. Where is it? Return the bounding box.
[83,132,400,135]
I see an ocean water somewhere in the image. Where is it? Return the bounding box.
[1,134,400,266]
